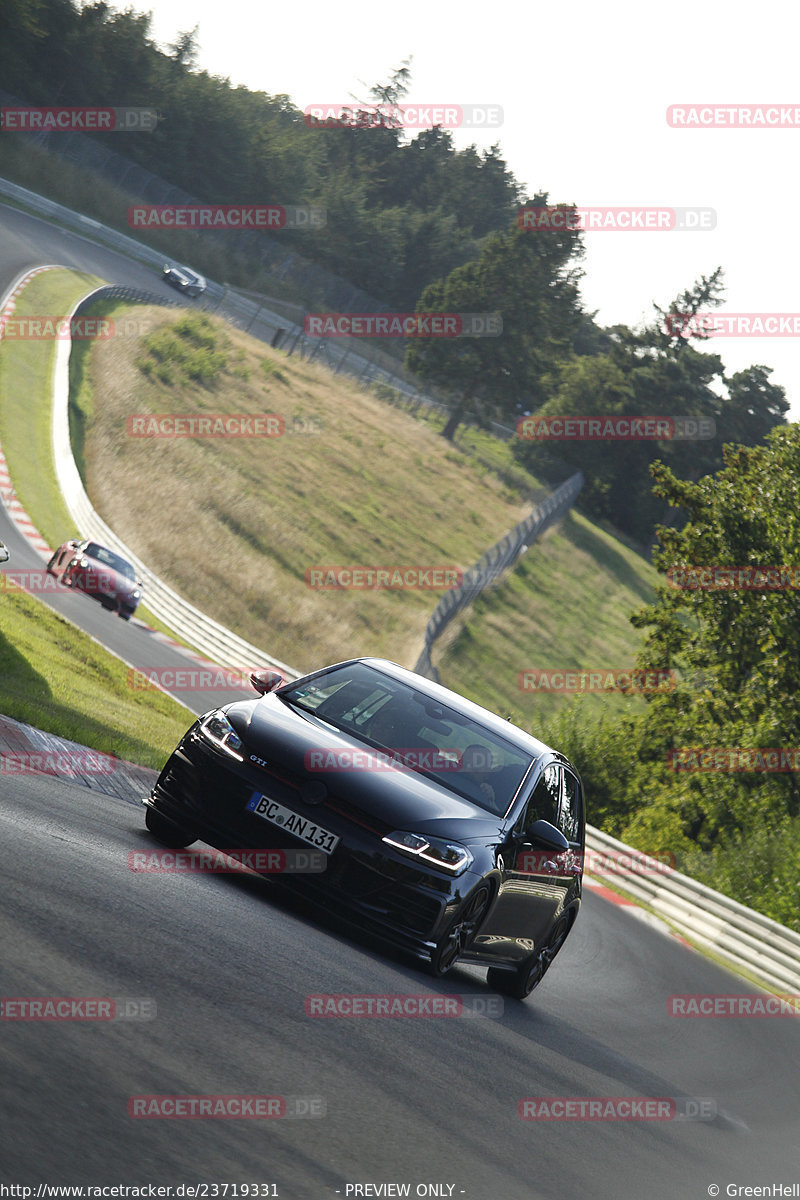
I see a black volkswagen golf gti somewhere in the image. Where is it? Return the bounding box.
[142,658,584,998]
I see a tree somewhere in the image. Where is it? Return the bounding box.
[547,427,800,930]
[628,425,800,849]
[168,25,200,69]
[515,274,788,546]
[405,203,585,440]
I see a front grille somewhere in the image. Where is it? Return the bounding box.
[325,857,444,935]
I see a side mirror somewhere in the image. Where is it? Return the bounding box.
[250,669,284,696]
[0,543,9,564]
[524,819,569,853]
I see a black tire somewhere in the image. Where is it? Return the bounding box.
[484,912,573,998]
[487,914,572,1000]
[144,805,197,848]
[46,553,59,576]
[428,884,492,978]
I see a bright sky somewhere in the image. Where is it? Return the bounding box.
[138,0,800,417]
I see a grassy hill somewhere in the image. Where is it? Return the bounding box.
[67,299,658,730]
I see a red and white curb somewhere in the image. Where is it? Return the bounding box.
[583,875,699,950]
[0,266,63,560]
[0,712,157,804]
[0,440,53,560]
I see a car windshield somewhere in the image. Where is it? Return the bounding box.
[83,542,137,581]
[281,662,534,815]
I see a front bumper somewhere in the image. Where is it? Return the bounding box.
[146,727,479,960]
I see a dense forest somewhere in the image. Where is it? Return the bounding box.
[0,0,522,308]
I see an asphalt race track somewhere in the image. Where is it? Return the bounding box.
[2,201,800,1197]
[2,773,800,1196]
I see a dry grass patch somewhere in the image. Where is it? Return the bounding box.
[79,306,533,670]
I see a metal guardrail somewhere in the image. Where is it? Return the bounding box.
[584,826,800,994]
[415,470,584,678]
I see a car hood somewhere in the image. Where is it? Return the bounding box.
[225,694,507,839]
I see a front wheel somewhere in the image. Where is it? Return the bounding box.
[487,914,572,1000]
[144,805,197,848]
[428,884,492,977]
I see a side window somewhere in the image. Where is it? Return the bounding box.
[517,764,562,834]
[557,770,582,844]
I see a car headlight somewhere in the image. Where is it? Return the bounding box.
[198,710,244,760]
[79,558,89,568]
[382,831,473,875]
[132,590,141,600]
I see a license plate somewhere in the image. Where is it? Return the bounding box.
[247,792,340,855]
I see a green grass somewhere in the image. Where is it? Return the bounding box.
[0,587,192,769]
[0,268,104,552]
[435,508,658,728]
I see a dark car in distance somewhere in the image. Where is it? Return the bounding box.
[46,538,143,620]
[142,658,584,998]
[162,263,207,297]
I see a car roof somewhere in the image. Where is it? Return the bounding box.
[167,264,204,282]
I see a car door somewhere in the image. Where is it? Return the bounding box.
[470,762,582,965]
